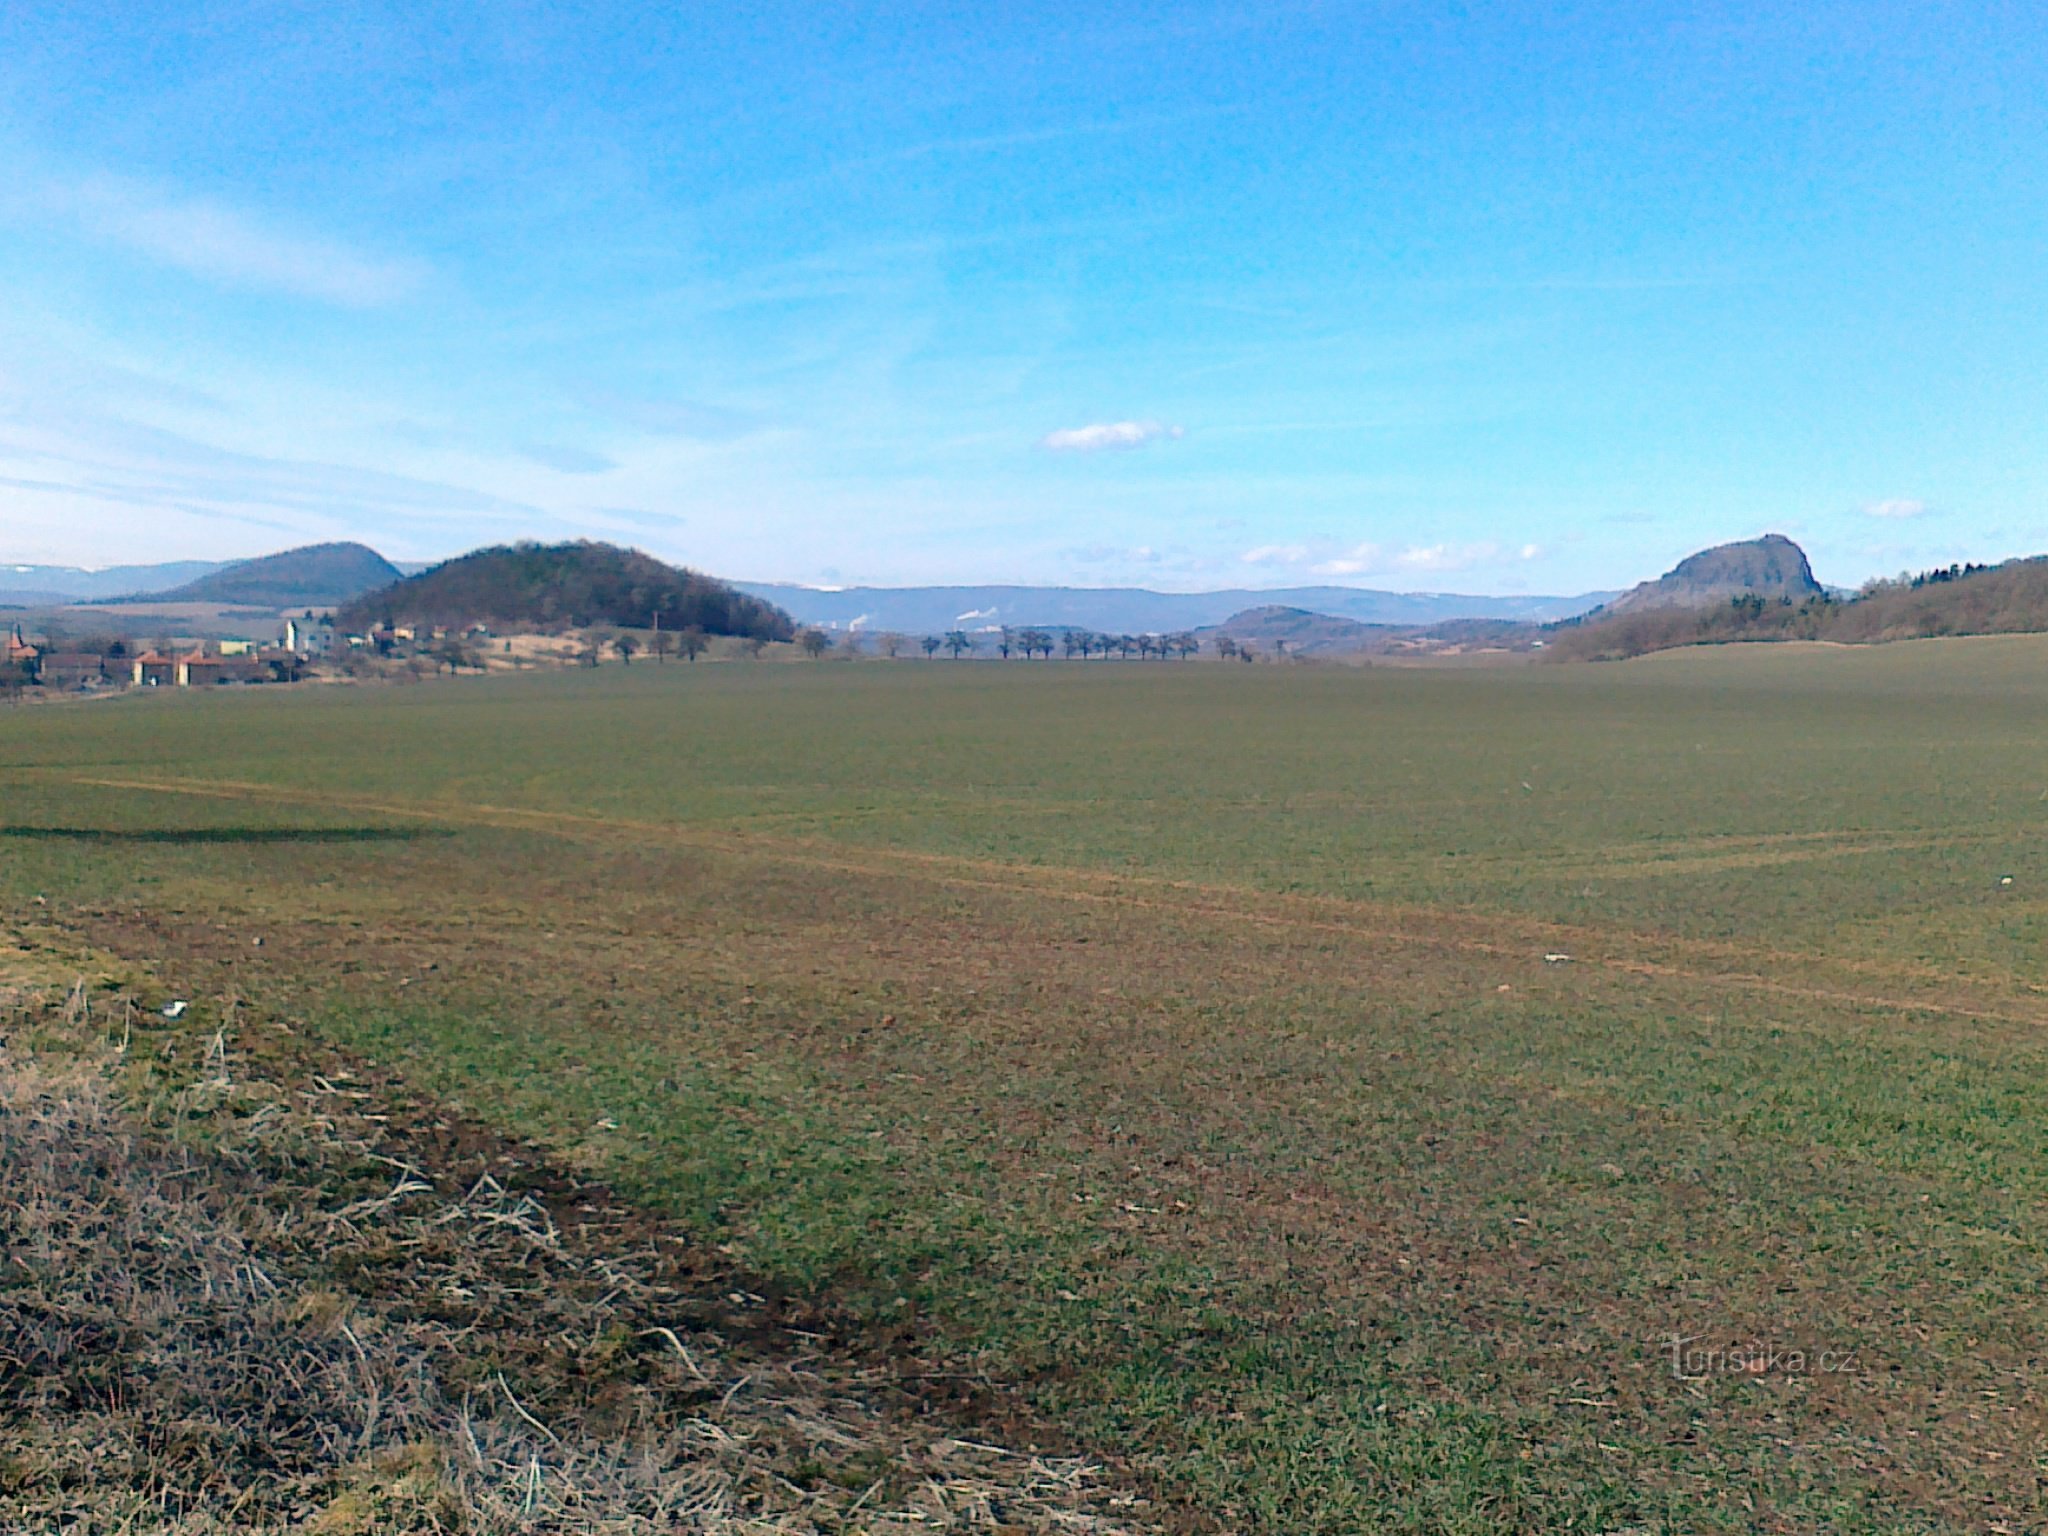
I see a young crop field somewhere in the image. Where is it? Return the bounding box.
[6,640,2048,1533]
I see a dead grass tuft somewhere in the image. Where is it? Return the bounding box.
[0,975,1152,1534]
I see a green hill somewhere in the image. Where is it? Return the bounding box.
[335,541,793,640]
[149,542,402,608]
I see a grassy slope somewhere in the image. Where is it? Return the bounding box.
[6,645,2048,1531]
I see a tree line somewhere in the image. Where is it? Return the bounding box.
[852,627,1264,660]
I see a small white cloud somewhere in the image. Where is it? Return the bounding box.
[1863,498,1930,520]
[1241,543,1311,565]
[1040,420,1184,453]
[55,173,424,306]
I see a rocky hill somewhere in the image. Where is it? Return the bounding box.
[147,543,402,608]
[1544,543,2048,661]
[336,541,793,640]
[1602,534,1821,614]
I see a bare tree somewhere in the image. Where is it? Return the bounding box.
[945,629,971,658]
[997,626,1014,659]
[922,634,942,658]
[678,627,708,662]
[1173,632,1200,660]
[799,628,831,658]
[876,631,905,658]
[1215,635,1238,661]
[649,627,675,663]
[614,632,640,665]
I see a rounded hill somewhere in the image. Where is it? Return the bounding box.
[149,542,402,608]
[335,541,793,640]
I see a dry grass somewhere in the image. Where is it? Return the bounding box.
[0,972,1152,1535]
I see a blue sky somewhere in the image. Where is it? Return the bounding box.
[1,1,2042,593]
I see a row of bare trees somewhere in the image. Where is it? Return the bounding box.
[861,627,1265,660]
[579,623,1272,664]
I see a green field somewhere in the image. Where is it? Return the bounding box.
[7,642,2048,1532]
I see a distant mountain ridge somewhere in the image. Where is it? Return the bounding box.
[0,560,228,606]
[735,581,1614,635]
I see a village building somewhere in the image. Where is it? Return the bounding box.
[5,622,40,673]
[132,651,178,686]
[37,652,113,690]
[282,615,336,655]
[176,649,225,687]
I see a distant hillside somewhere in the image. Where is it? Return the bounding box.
[1603,534,1821,614]
[1198,605,1551,660]
[1550,546,2048,661]
[1201,606,1391,657]
[148,542,402,608]
[736,581,1614,635]
[337,541,793,640]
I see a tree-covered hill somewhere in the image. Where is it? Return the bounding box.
[335,541,793,640]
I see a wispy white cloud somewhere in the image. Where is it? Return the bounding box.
[1040,420,1184,453]
[49,173,425,306]
[0,396,540,540]
[1863,498,1931,519]
[517,441,617,475]
[1067,543,1163,564]
[1242,539,1541,578]
[592,506,685,528]
[578,390,767,443]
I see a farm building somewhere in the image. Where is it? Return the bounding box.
[131,651,178,686]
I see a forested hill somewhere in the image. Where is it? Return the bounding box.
[335,541,793,640]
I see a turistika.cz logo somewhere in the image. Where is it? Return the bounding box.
[1665,1335,1860,1379]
